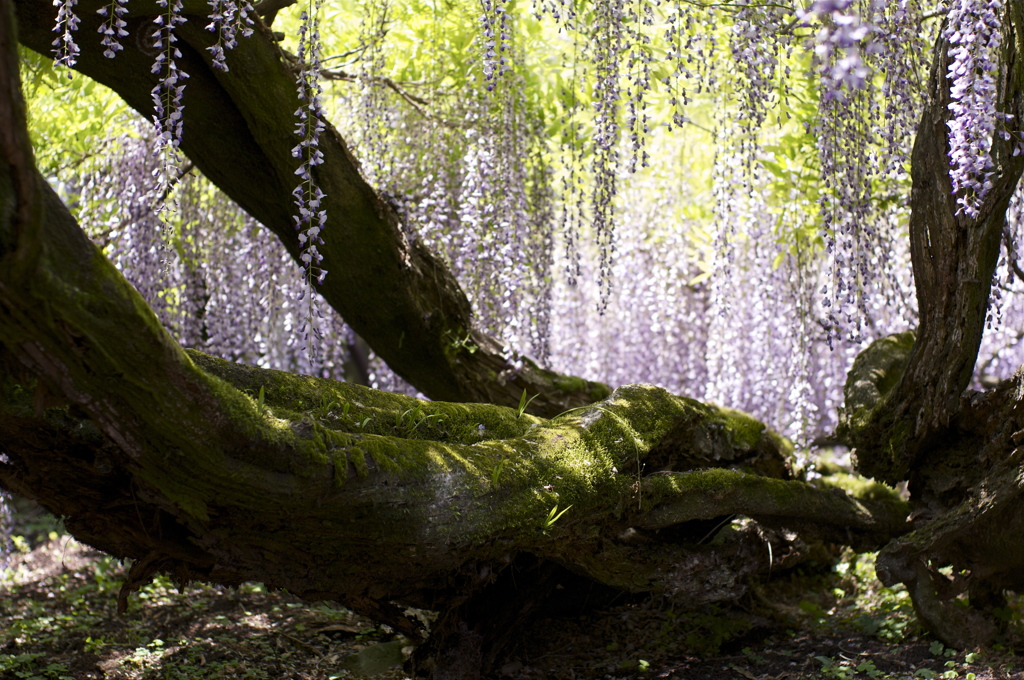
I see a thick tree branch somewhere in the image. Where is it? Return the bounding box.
[828,12,1024,651]
[0,120,908,611]
[10,0,609,417]
[0,125,909,623]
[0,12,919,672]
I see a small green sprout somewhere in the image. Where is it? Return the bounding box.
[516,389,539,418]
[542,504,572,532]
[491,459,507,488]
[394,407,441,434]
[316,394,342,415]
[257,385,265,410]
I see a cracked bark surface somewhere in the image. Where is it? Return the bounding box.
[837,8,1024,649]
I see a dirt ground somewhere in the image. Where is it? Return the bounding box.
[1,530,1022,680]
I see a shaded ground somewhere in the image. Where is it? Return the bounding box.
[1,502,1022,680]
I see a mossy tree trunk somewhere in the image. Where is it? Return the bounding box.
[9,0,610,418]
[8,0,1024,674]
[0,5,914,676]
[837,8,1024,648]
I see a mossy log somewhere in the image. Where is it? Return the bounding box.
[0,362,911,675]
[0,18,915,675]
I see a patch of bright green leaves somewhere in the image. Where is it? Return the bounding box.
[19,48,133,179]
[0,653,74,680]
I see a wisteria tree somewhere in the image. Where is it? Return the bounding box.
[3,0,1024,677]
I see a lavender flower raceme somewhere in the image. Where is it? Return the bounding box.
[205,0,256,72]
[96,0,129,59]
[150,0,190,152]
[797,0,880,98]
[590,0,624,313]
[480,0,511,92]
[52,0,81,72]
[292,1,329,358]
[943,0,1004,219]
[50,2,1009,463]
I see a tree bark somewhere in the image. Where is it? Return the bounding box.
[9,0,610,417]
[840,9,1024,487]
[836,8,1024,648]
[0,15,912,670]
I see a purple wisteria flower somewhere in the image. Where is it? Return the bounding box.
[943,0,1004,219]
[150,0,190,150]
[96,0,128,59]
[52,0,81,72]
[204,0,256,72]
[292,3,329,357]
[480,0,511,91]
[798,0,881,98]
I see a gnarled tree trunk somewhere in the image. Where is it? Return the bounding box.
[0,5,913,675]
[838,7,1024,648]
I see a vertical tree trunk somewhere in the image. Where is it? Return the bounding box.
[839,8,1024,648]
[842,11,1024,487]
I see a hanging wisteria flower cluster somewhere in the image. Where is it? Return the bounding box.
[40,0,1024,454]
[480,0,512,91]
[803,1,930,349]
[52,0,80,71]
[623,0,654,173]
[728,1,788,153]
[96,0,129,59]
[876,1,922,177]
[587,0,624,313]
[555,31,585,289]
[69,126,383,387]
[42,0,343,368]
[205,0,256,71]
[291,0,330,355]
[977,181,1024,383]
[339,3,556,369]
[323,0,929,445]
[351,0,392,191]
[943,0,1005,219]
[797,0,881,97]
[150,0,190,155]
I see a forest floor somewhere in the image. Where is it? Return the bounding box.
[2,503,1023,680]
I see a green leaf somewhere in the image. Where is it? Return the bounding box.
[543,504,572,530]
[491,458,507,487]
[760,158,788,180]
[516,389,540,417]
[688,270,712,286]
